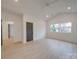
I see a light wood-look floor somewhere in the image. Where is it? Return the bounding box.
[1,39,77,59]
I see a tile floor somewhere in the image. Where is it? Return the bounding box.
[1,39,77,59]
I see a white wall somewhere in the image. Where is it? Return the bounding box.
[1,11,23,43]
[2,21,8,40]
[1,11,46,44]
[23,15,46,43]
[46,13,77,44]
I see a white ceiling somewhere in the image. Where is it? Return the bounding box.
[1,0,77,20]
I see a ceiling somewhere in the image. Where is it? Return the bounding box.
[1,0,77,20]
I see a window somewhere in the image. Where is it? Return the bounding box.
[50,24,60,32]
[60,22,72,32]
[50,22,72,33]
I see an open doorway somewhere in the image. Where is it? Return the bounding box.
[2,21,14,46]
[1,20,3,46]
[8,24,14,40]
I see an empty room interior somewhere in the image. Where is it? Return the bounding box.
[1,0,77,59]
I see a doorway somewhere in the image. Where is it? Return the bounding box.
[26,22,33,42]
[8,24,14,39]
[1,20,3,46]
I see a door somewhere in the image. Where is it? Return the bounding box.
[26,22,33,42]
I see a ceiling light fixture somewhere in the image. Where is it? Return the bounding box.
[67,6,71,10]
[14,0,19,2]
[46,15,49,18]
